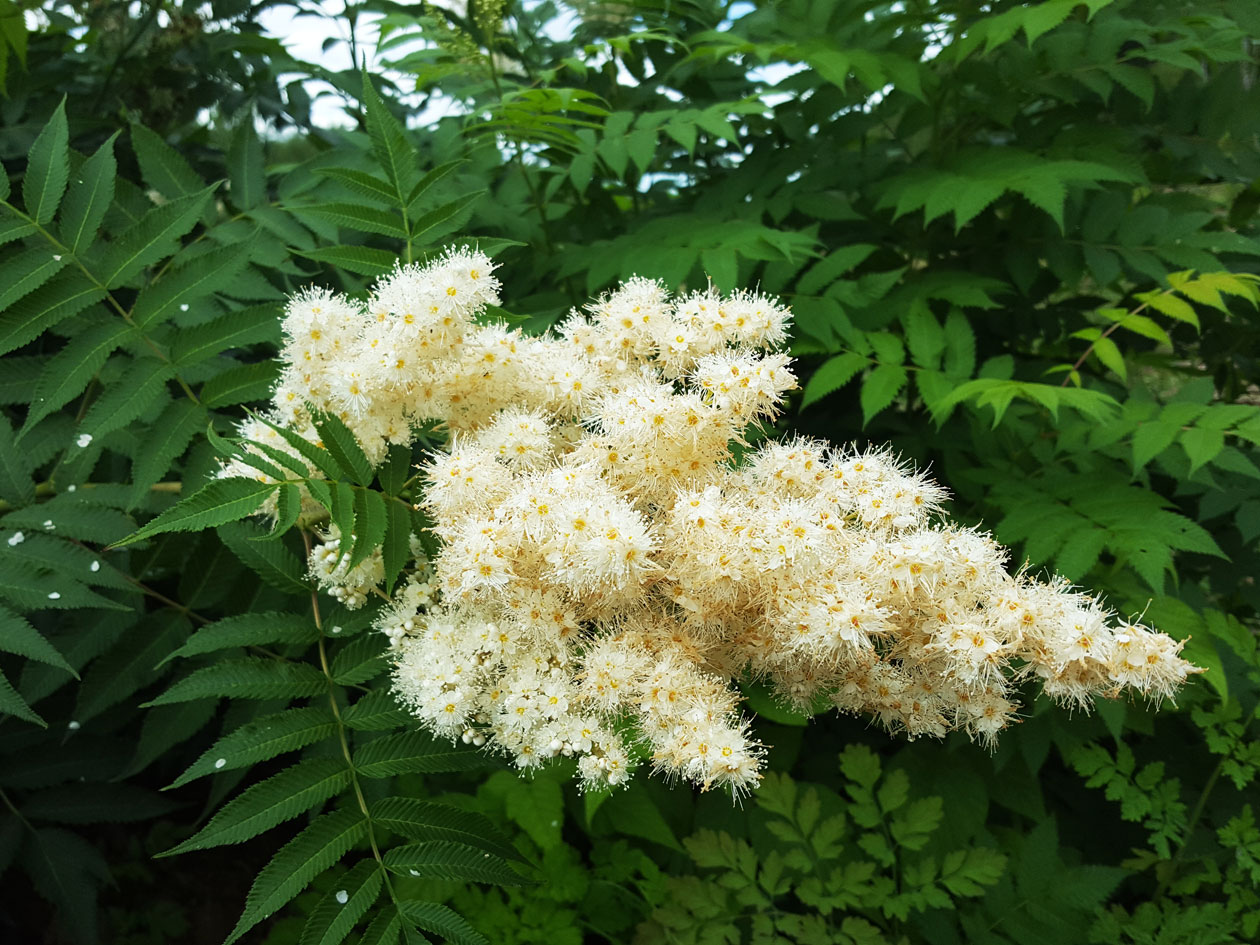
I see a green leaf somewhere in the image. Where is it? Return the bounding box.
[330,633,386,686]
[797,244,878,296]
[74,614,187,721]
[342,689,413,731]
[382,499,413,595]
[59,132,119,254]
[409,192,480,242]
[97,185,218,288]
[0,415,33,507]
[225,809,368,945]
[382,841,529,885]
[162,612,316,663]
[370,797,525,863]
[250,412,344,481]
[217,521,310,595]
[199,360,282,408]
[79,358,172,440]
[145,657,327,706]
[0,273,104,357]
[0,667,43,725]
[161,758,351,855]
[377,444,413,496]
[296,203,406,239]
[1132,421,1180,470]
[0,603,75,675]
[132,239,256,330]
[0,247,70,313]
[131,123,204,198]
[20,320,133,435]
[406,160,465,212]
[860,364,908,425]
[1180,426,1225,476]
[362,70,419,201]
[169,706,338,789]
[313,411,374,486]
[228,122,265,210]
[128,399,203,507]
[396,901,490,945]
[312,166,396,204]
[114,477,277,547]
[292,245,399,278]
[23,98,69,224]
[300,860,383,945]
[354,731,498,778]
[349,489,389,570]
[800,352,867,409]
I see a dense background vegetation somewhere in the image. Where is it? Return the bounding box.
[2,0,1260,942]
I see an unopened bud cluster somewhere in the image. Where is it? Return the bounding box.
[228,248,1199,794]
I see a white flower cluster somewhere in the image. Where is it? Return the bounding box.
[235,247,1199,795]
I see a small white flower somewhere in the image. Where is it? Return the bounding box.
[6,532,23,547]
[179,303,190,311]
[335,890,349,905]
[76,433,93,448]
[67,484,76,492]
[43,520,55,530]
[90,561,101,572]
[214,758,227,769]
[47,592,61,600]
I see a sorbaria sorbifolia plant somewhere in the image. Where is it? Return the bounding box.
[165,247,1198,795]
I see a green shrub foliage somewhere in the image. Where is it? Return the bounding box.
[1,1,1259,943]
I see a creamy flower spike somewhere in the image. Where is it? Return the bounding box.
[231,247,1201,795]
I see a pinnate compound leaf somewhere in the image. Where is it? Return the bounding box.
[115,477,277,546]
[225,809,368,945]
[161,758,351,855]
[354,731,499,778]
[23,98,69,224]
[299,859,383,945]
[59,132,119,254]
[162,612,316,663]
[940,847,1007,897]
[370,797,526,863]
[382,841,530,885]
[170,706,338,789]
[342,689,412,731]
[145,658,326,706]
